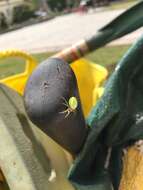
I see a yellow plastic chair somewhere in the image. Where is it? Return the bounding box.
[0,49,37,95]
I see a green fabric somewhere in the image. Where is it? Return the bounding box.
[68,16,143,190]
[87,0,143,51]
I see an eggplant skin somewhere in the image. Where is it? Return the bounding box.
[24,58,87,154]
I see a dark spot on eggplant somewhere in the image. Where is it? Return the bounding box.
[43,81,50,89]
[57,65,60,74]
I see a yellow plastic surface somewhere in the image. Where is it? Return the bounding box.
[71,58,108,116]
[0,49,37,95]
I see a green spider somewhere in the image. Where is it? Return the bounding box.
[59,96,78,118]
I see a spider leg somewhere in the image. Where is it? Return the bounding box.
[61,97,69,105]
[65,110,71,118]
[62,102,69,107]
[59,109,68,114]
[59,108,72,118]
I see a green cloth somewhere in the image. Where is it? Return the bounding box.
[68,6,143,190]
[69,31,143,190]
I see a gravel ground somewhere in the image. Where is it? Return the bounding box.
[0,9,143,53]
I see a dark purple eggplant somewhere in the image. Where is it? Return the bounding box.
[24,58,87,154]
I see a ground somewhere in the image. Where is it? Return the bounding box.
[0,7,142,53]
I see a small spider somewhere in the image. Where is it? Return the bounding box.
[59,96,78,118]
